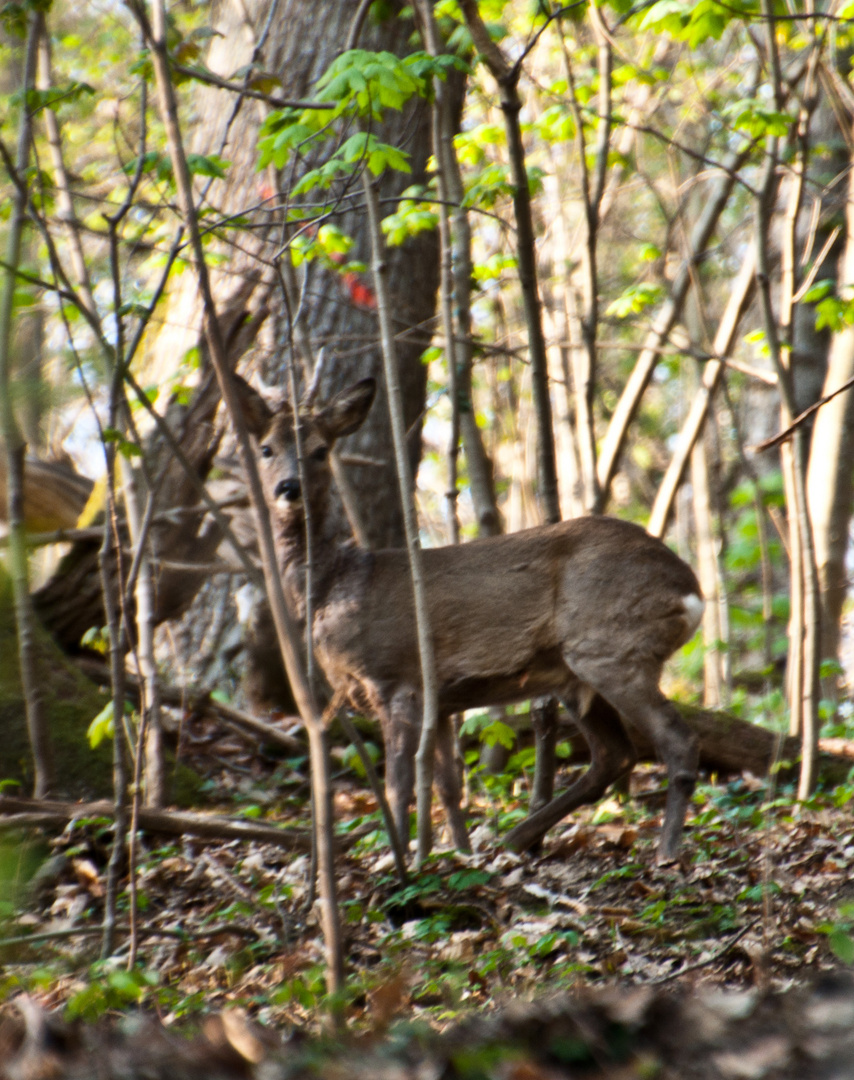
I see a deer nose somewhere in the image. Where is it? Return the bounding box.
[274,478,301,502]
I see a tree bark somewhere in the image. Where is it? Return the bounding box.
[149,1,465,713]
[0,13,54,798]
[458,0,560,525]
[156,0,461,550]
[365,172,441,864]
[754,83,820,796]
[0,795,315,850]
[647,249,756,539]
[805,151,854,680]
[595,144,751,509]
[31,306,259,656]
[495,705,852,788]
[436,49,500,537]
[691,431,724,707]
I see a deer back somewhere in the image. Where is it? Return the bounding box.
[311,516,702,714]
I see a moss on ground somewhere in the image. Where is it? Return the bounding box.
[0,564,113,797]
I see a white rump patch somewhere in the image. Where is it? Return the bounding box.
[682,592,705,636]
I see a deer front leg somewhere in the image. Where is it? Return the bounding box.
[529,696,559,813]
[434,712,471,853]
[381,689,420,853]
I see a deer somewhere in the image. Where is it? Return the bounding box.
[232,373,705,862]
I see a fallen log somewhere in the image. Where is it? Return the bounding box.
[476,702,853,787]
[0,796,318,851]
[76,647,853,788]
[653,703,849,786]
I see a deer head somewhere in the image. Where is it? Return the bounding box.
[231,374,376,535]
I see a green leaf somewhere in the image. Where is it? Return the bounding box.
[311,49,430,121]
[11,82,95,112]
[80,626,109,655]
[830,929,854,965]
[106,969,145,1001]
[722,99,795,139]
[640,0,737,47]
[186,153,230,179]
[381,194,438,245]
[802,279,834,304]
[534,105,574,144]
[257,106,328,168]
[472,253,517,283]
[12,289,38,308]
[463,162,513,209]
[483,720,516,750]
[448,869,492,891]
[87,702,116,749]
[101,427,142,459]
[1,2,28,37]
[814,293,854,333]
[606,282,664,318]
[124,151,174,183]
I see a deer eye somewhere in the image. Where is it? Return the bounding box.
[260,445,273,459]
[311,445,329,463]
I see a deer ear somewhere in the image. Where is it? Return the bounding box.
[315,378,376,442]
[230,373,274,437]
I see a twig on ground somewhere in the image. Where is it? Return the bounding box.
[651,917,761,984]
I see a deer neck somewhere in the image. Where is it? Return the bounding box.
[274,505,349,621]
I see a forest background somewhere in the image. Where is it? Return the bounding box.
[2,0,854,1041]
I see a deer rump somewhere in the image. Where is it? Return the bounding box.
[233,372,704,862]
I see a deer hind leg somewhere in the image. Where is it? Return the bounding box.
[502,691,637,854]
[381,688,421,852]
[434,712,471,853]
[600,682,698,862]
[561,659,698,861]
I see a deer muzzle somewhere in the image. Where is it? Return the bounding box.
[274,478,301,502]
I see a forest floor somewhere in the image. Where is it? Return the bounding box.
[1,715,854,1077]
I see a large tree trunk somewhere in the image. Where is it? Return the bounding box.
[151,1,464,711]
[0,566,113,797]
[157,0,458,548]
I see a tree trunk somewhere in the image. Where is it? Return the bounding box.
[691,432,724,707]
[156,0,460,548]
[458,0,560,524]
[805,149,854,682]
[149,1,463,712]
[31,314,256,655]
[0,13,54,798]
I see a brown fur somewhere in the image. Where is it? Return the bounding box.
[233,375,704,859]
